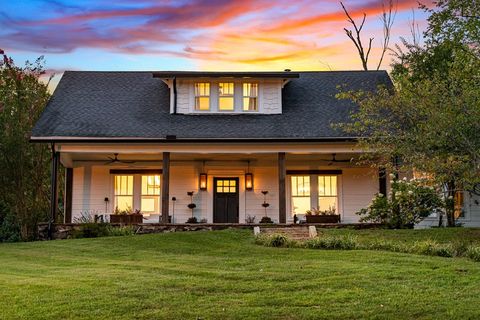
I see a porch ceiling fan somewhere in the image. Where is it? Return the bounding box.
[105,153,136,165]
[326,153,352,166]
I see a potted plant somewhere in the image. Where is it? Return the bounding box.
[260,191,273,223]
[110,207,143,224]
[305,207,340,223]
[187,191,197,223]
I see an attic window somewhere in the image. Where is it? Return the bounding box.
[243,83,258,111]
[195,82,210,110]
[218,82,234,111]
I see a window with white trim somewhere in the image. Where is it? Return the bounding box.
[243,83,258,111]
[114,175,133,212]
[218,82,234,111]
[195,82,210,110]
[141,175,161,213]
[290,175,338,216]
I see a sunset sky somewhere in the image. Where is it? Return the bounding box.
[1,0,430,90]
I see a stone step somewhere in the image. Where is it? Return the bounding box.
[257,226,317,241]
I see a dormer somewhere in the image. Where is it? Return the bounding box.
[153,71,299,115]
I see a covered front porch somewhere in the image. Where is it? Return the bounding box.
[49,142,384,226]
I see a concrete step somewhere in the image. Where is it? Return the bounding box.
[258,226,316,241]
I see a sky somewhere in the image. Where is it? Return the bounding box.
[0,0,431,90]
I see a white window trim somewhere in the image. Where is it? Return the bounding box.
[111,174,161,215]
[189,79,262,114]
[287,174,342,221]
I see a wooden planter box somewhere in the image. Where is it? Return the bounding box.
[110,214,143,224]
[305,215,340,223]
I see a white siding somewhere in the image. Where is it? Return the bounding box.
[174,79,282,114]
[71,162,378,224]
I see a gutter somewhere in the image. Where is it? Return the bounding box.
[29,137,359,143]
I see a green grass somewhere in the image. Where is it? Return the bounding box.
[1,229,480,319]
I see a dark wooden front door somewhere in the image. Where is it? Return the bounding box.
[213,178,239,223]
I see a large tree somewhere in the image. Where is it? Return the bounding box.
[0,50,52,240]
[337,0,480,226]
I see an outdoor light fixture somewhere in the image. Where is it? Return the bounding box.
[199,161,207,191]
[199,173,207,190]
[245,161,254,191]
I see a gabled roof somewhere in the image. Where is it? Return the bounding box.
[152,71,300,78]
[31,70,392,142]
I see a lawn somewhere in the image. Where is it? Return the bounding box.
[1,229,480,319]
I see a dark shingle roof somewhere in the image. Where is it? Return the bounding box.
[31,71,392,141]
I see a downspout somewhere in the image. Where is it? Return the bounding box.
[173,76,177,114]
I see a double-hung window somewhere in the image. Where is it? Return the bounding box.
[114,175,134,212]
[195,82,210,110]
[218,82,234,111]
[290,175,339,215]
[243,83,258,111]
[113,174,161,215]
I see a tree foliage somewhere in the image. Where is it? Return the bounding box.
[337,0,480,226]
[0,50,52,240]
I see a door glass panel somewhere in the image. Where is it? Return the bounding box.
[216,179,237,193]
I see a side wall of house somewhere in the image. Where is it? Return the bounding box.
[71,162,379,223]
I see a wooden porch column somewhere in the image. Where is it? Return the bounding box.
[161,152,170,223]
[64,168,73,223]
[278,152,286,223]
[48,145,59,239]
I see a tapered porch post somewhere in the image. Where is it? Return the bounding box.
[278,152,286,223]
[48,144,59,239]
[161,152,170,223]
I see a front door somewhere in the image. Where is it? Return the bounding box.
[213,178,239,223]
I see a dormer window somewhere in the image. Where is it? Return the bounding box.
[195,82,210,110]
[243,83,258,111]
[218,82,234,111]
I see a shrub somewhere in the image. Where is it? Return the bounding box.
[305,235,357,250]
[245,215,256,224]
[72,223,109,238]
[466,246,480,262]
[106,225,136,236]
[0,201,21,242]
[357,176,444,228]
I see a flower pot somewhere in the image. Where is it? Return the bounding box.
[305,215,340,223]
[110,214,143,224]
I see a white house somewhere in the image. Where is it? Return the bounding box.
[30,70,480,226]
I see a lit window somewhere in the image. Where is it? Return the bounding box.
[454,191,464,218]
[219,82,234,111]
[243,83,258,111]
[114,175,133,212]
[291,176,310,214]
[141,175,161,213]
[195,83,210,110]
[318,176,337,213]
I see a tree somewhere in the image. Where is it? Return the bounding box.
[341,0,397,70]
[0,50,52,240]
[336,1,480,226]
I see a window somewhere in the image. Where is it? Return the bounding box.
[195,82,210,110]
[318,176,337,213]
[243,83,258,111]
[454,191,464,218]
[216,179,237,193]
[219,82,234,111]
[141,175,161,213]
[291,176,310,214]
[114,175,133,212]
[290,175,338,216]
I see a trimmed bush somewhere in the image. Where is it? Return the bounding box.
[72,223,109,238]
[305,235,357,250]
[467,246,480,262]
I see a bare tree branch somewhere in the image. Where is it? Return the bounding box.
[377,0,397,70]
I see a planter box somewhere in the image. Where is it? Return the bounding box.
[110,214,143,224]
[305,215,340,223]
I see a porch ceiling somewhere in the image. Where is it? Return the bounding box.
[62,152,361,168]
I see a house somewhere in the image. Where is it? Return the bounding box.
[31,70,395,225]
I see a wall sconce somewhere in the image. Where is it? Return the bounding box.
[199,173,207,190]
[245,173,253,191]
[245,160,253,191]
